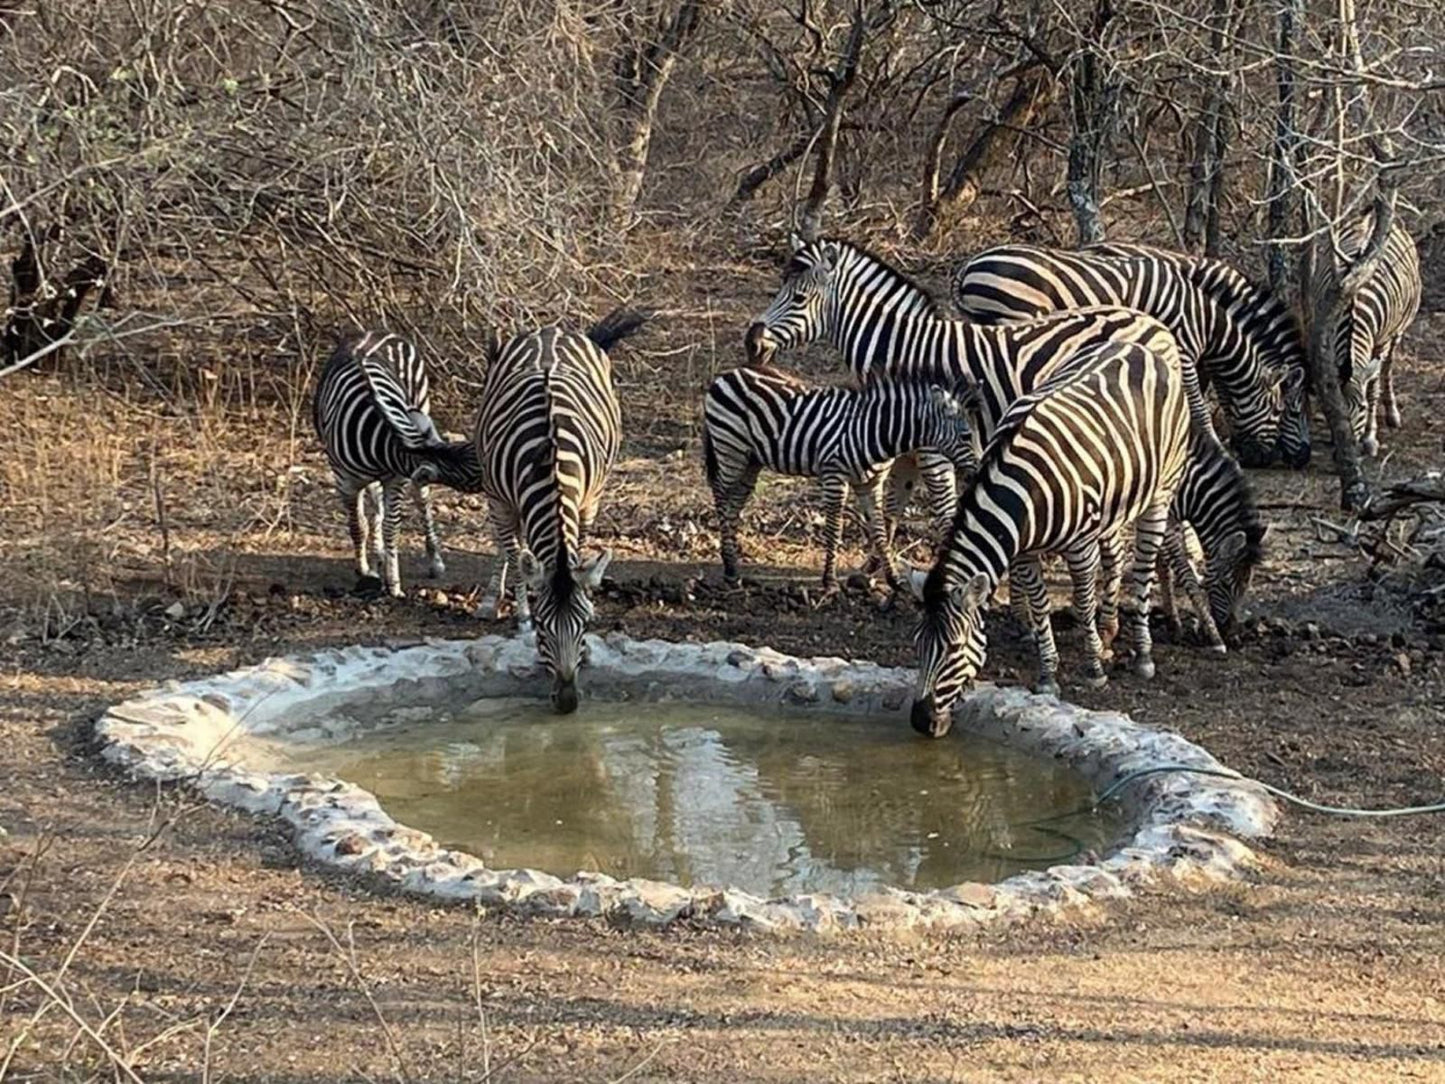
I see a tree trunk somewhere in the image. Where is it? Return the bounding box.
[1266,0,1303,289]
[610,0,704,225]
[1066,1,1116,246]
[798,1,870,240]
[914,70,1054,241]
[733,131,816,204]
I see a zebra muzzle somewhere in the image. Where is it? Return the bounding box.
[909,695,952,739]
[743,323,775,364]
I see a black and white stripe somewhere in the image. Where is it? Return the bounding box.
[701,366,978,588]
[473,311,645,713]
[953,241,1311,468]
[1312,216,1422,456]
[909,341,1192,737]
[312,330,481,597]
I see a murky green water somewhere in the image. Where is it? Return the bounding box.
[279,699,1122,897]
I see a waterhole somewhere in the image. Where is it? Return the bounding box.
[273,697,1123,898]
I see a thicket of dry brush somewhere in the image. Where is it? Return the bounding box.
[2,0,1443,460]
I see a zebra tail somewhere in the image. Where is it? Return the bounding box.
[586,307,653,352]
[701,422,719,492]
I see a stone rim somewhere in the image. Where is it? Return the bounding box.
[93,633,1279,933]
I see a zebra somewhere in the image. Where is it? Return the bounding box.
[701,365,978,589]
[312,330,482,598]
[1311,215,1422,457]
[473,310,647,714]
[744,236,1257,639]
[910,340,1192,737]
[952,241,1311,469]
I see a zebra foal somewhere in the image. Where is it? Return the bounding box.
[1311,215,1422,457]
[312,330,481,598]
[910,341,1192,737]
[474,310,646,713]
[702,366,978,588]
[953,241,1311,468]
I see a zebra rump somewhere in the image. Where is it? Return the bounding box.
[952,241,1310,469]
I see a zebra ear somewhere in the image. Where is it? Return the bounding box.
[578,548,613,588]
[409,462,439,487]
[517,549,545,587]
[951,572,991,611]
[929,385,965,416]
[1281,366,1306,396]
[787,231,806,255]
[907,566,929,601]
[1214,529,1248,568]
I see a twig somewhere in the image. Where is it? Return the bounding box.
[303,914,413,1084]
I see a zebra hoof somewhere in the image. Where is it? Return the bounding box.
[387,584,405,600]
[1133,656,1157,680]
[1206,641,1228,657]
[428,558,447,579]
[1082,671,1109,691]
[1387,409,1403,429]
[1034,679,1061,698]
[1362,437,1380,458]
[517,617,534,636]
[477,596,501,621]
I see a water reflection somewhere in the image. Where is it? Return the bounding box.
[281,699,1120,897]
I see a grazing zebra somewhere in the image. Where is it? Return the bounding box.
[952,241,1311,469]
[474,310,646,714]
[1311,215,1422,457]
[701,365,978,588]
[1153,446,1266,652]
[910,341,1192,737]
[313,330,482,598]
[745,236,1258,640]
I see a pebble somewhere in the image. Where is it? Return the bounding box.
[1394,652,1412,676]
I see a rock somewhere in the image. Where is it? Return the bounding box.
[784,681,820,705]
[1301,621,1322,640]
[1394,652,1412,676]
[619,879,693,924]
[163,601,186,621]
[333,834,367,856]
[830,679,855,704]
[938,882,997,909]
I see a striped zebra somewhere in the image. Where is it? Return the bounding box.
[474,310,646,714]
[1311,215,1422,456]
[910,340,1192,737]
[1156,444,1265,651]
[312,330,482,598]
[744,236,1257,638]
[952,241,1311,469]
[701,365,978,589]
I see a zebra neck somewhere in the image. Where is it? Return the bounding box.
[825,256,974,386]
[937,500,1015,592]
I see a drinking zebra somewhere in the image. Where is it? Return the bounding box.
[313,330,482,598]
[701,365,979,589]
[744,236,1256,642]
[910,340,1192,737]
[1311,215,1422,457]
[473,310,647,713]
[952,241,1310,469]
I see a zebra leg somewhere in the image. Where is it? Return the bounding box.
[1155,522,1187,641]
[714,462,760,585]
[411,480,446,579]
[1125,504,1171,681]
[853,471,898,588]
[366,482,385,572]
[479,507,518,621]
[1179,359,1220,445]
[338,479,378,585]
[1063,540,1108,690]
[1382,338,1403,429]
[1011,557,1060,696]
[1363,371,1382,457]
[1167,525,1225,654]
[818,472,849,590]
[380,479,406,598]
[1097,531,1125,660]
[867,458,906,577]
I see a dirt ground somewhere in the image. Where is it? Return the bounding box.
[3,258,1445,1081]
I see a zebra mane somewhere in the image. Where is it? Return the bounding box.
[811,238,950,319]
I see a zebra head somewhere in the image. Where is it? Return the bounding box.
[517,548,612,714]
[1203,526,1264,637]
[1272,366,1311,469]
[745,234,839,363]
[908,567,990,738]
[925,384,980,477]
